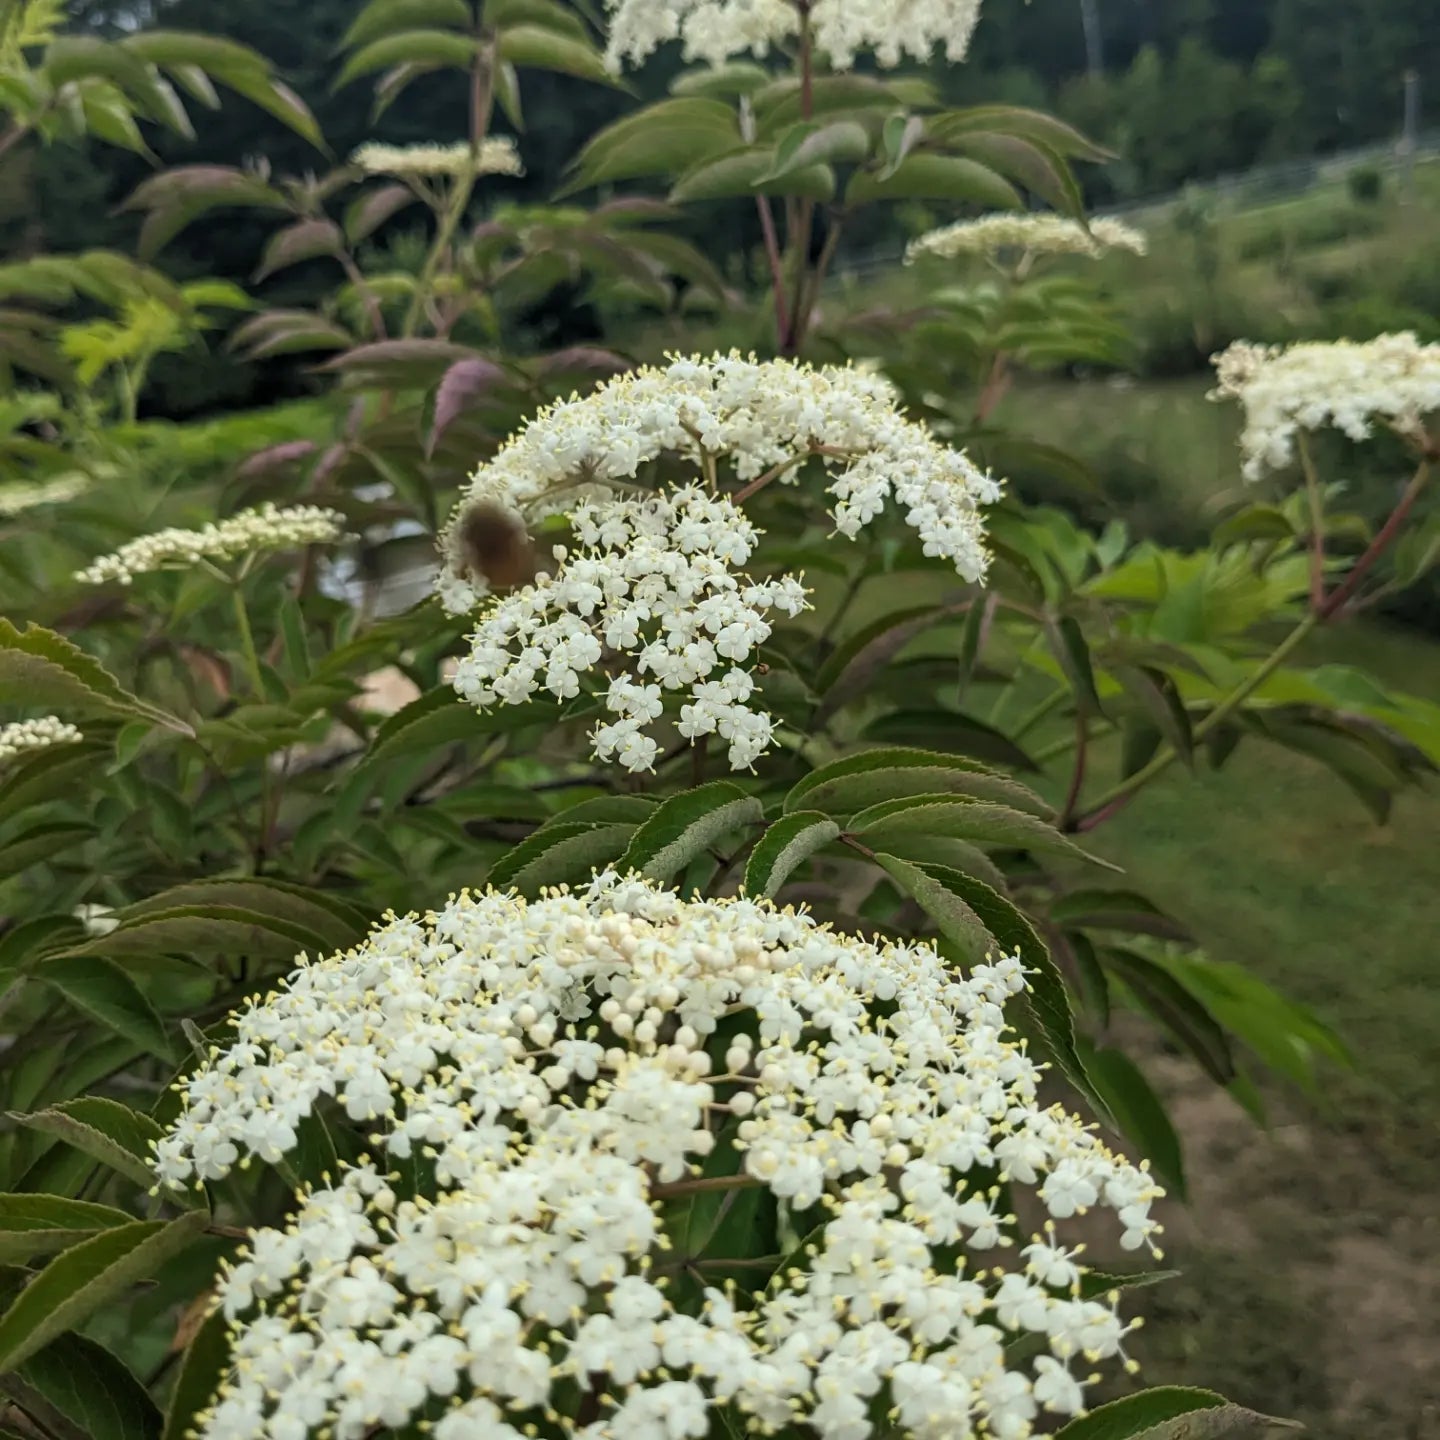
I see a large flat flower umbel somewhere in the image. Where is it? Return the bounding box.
[437,353,998,771]
[159,875,1161,1440]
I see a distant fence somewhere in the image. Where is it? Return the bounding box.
[825,128,1440,287]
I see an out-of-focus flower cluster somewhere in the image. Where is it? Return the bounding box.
[0,474,89,517]
[0,716,81,763]
[905,213,1148,264]
[159,873,1161,1440]
[1211,332,1440,481]
[350,138,524,180]
[74,503,345,585]
[449,487,806,772]
[602,0,984,72]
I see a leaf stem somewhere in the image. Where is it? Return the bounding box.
[1073,609,1322,830]
[1057,713,1089,830]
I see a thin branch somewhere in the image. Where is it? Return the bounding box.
[754,195,791,344]
[1318,459,1431,619]
[1297,432,1326,611]
[1057,712,1089,830]
[1074,609,1322,829]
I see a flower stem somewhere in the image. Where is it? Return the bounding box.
[231,587,265,697]
[1298,432,1326,611]
[402,34,495,337]
[1073,608,1322,830]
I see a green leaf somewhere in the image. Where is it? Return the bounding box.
[855,830,1009,894]
[947,131,1084,217]
[670,62,771,99]
[0,824,89,879]
[0,918,84,976]
[1078,1042,1185,1196]
[0,1195,135,1265]
[13,1098,164,1192]
[496,26,615,84]
[879,857,1095,1108]
[670,147,835,203]
[116,881,367,952]
[545,795,657,825]
[0,1212,208,1372]
[254,218,343,282]
[619,782,764,883]
[1053,1387,1299,1439]
[858,797,1116,870]
[1050,889,1189,941]
[1102,946,1233,1087]
[743,812,840,898]
[879,112,926,179]
[1213,504,1296,547]
[847,154,1020,207]
[486,822,634,895]
[846,770,1050,827]
[162,1308,228,1440]
[63,905,321,966]
[334,29,477,88]
[343,182,421,244]
[1148,951,1349,1090]
[342,0,473,50]
[0,622,191,735]
[564,97,743,190]
[860,709,1041,772]
[37,956,173,1062]
[0,741,109,825]
[814,604,963,722]
[761,119,870,182]
[486,0,591,37]
[1066,930,1110,1026]
[926,105,1112,163]
[558,105,737,190]
[1116,665,1193,767]
[14,1333,160,1440]
[1047,615,1103,718]
[786,746,997,814]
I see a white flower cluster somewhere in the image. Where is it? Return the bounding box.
[603,0,983,71]
[351,138,524,180]
[451,487,806,772]
[905,213,1148,265]
[0,716,81,763]
[440,352,997,605]
[1211,332,1440,481]
[0,473,88,517]
[159,874,1162,1440]
[74,503,345,585]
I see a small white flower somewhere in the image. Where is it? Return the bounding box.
[907,213,1147,263]
[75,503,345,585]
[161,877,1162,1440]
[0,473,88,517]
[1212,332,1440,480]
[602,0,984,73]
[0,717,81,763]
[351,137,524,179]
